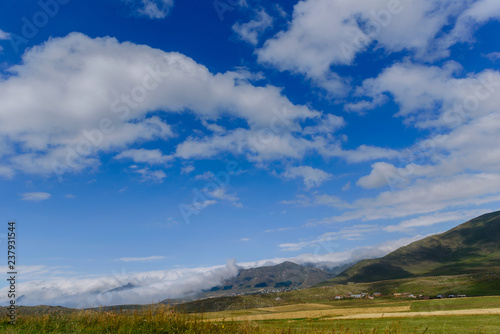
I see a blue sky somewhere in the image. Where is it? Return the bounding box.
[1,0,500,307]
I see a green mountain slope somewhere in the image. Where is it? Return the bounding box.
[331,210,500,284]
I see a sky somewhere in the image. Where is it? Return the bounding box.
[0,0,500,307]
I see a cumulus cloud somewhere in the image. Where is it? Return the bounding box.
[233,9,273,45]
[0,33,323,177]
[283,166,332,189]
[357,162,400,189]
[257,0,499,94]
[21,192,51,201]
[332,59,500,224]
[0,33,404,179]
[352,62,500,128]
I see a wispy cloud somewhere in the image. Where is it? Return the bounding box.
[130,166,167,183]
[115,256,165,262]
[283,166,332,189]
[21,192,51,201]
[233,9,273,45]
[264,227,294,233]
[115,149,172,165]
[124,0,174,19]
[384,209,490,233]
[0,29,10,40]
[279,225,378,252]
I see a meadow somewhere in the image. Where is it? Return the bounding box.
[2,296,499,333]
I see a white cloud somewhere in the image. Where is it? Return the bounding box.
[210,187,243,208]
[115,148,172,164]
[0,166,14,178]
[342,181,351,191]
[115,256,165,262]
[0,33,323,177]
[353,62,500,128]
[125,0,174,19]
[283,166,332,189]
[0,29,10,40]
[302,114,345,135]
[257,0,499,94]
[65,194,76,199]
[193,171,214,181]
[132,167,167,183]
[324,173,500,224]
[240,238,251,242]
[21,192,51,201]
[0,260,239,308]
[233,9,273,45]
[180,164,195,174]
[439,0,500,52]
[357,162,400,189]
[336,61,500,224]
[486,52,500,61]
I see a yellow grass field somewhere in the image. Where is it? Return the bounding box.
[199,296,500,324]
[205,305,412,322]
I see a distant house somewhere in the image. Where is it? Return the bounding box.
[334,295,342,300]
[372,293,382,297]
[437,294,443,298]
[457,294,467,298]
[351,294,363,298]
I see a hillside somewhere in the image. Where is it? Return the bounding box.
[330,210,500,284]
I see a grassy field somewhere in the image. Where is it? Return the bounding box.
[179,273,500,314]
[3,296,499,333]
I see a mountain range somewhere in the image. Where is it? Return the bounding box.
[197,261,336,299]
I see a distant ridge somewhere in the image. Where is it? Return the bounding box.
[196,261,335,299]
[330,210,500,284]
